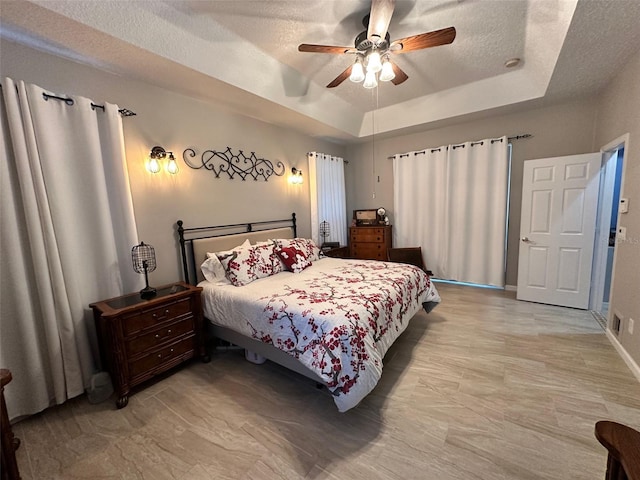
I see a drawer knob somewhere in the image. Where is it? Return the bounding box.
[152,313,157,318]
[165,309,169,314]
[170,348,174,353]
[167,329,172,334]
[155,334,160,339]
[157,354,162,358]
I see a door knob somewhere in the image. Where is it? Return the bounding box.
[522,236,531,242]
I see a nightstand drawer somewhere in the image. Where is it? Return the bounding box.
[122,297,192,336]
[126,316,195,355]
[128,335,195,379]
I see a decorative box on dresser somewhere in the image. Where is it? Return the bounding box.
[349,225,392,260]
[90,282,207,408]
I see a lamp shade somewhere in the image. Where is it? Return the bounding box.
[363,70,378,89]
[379,59,395,82]
[132,242,157,298]
[349,60,365,83]
[367,50,382,73]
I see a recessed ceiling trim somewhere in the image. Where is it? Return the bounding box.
[360,68,546,137]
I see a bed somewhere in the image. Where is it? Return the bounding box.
[176,214,440,412]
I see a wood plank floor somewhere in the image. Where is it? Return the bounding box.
[13,283,640,479]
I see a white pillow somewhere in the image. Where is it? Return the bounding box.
[201,239,250,284]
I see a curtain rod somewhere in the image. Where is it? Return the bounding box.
[386,133,533,159]
[41,92,137,117]
[0,84,136,116]
[306,152,349,164]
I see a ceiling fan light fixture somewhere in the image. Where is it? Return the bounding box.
[366,50,382,73]
[379,58,395,82]
[363,70,378,89]
[350,58,365,83]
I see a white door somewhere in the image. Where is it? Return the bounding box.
[517,153,602,309]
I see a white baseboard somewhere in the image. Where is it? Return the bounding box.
[605,328,640,382]
[505,284,517,292]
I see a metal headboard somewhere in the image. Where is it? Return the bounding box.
[176,213,297,285]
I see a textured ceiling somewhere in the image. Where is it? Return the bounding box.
[1,0,640,143]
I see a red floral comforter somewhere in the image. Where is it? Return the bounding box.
[200,257,440,411]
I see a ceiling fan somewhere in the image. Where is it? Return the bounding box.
[298,0,456,89]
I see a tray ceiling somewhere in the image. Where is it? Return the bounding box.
[2,0,639,143]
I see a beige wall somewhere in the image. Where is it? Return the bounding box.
[594,49,640,365]
[345,99,598,286]
[1,40,345,285]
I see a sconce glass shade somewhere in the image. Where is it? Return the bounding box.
[363,70,378,89]
[366,50,382,73]
[147,145,178,175]
[147,156,161,174]
[379,59,395,82]
[291,167,303,184]
[166,153,179,174]
[349,59,365,83]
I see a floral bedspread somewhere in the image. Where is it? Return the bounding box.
[200,257,440,412]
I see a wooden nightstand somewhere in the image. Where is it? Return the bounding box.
[1,369,21,480]
[322,246,350,258]
[90,282,207,408]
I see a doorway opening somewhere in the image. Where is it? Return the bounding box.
[590,135,627,325]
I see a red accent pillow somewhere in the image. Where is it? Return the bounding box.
[274,238,321,262]
[276,246,312,273]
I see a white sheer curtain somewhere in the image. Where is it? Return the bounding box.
[393,137,509,287]
[0,77,140,419]
[308,152,347,246]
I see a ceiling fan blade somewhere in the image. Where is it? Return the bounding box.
[298,44,354,54]
[391,27,456,53]
[326,65,353,88]
[390,63,408,85]
[367,0,396,44]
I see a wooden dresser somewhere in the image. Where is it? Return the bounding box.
[349,225,392,260]
[91,282,206,408]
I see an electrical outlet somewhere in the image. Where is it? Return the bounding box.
[619,197,629,213]
[629,318,635,334]
[618,226,627,241]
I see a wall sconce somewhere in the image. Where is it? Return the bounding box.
[146,146,178,174]
[290,167,303,184]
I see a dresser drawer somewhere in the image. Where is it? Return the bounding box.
[351,232,386,243]
[351,243,386,260]
[353,227,385,236]
[126,316,195,355]
[128,335,195,379]
[122,297,192,336]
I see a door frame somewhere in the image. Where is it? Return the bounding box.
[589,133,629,314]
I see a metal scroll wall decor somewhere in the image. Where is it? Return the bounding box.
[182,147,285,181]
